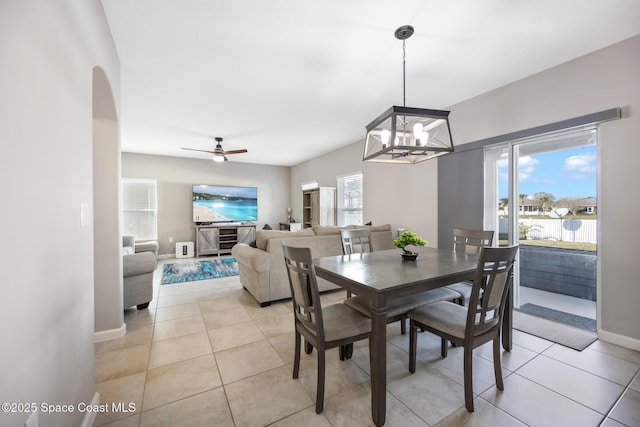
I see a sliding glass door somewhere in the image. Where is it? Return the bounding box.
[484,127,598,325]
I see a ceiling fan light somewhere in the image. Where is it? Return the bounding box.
[213,154,224,162]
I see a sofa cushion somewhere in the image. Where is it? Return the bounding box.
[255,228,314,250]
[312,225,355,236]
[365,224,391,232]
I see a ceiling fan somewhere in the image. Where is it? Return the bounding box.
[181,137,248,162]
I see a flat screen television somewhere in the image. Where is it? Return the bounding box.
[192,184,258,224]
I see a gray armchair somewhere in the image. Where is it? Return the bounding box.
[123,235,156,310]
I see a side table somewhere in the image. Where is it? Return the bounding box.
[279,222,302,232]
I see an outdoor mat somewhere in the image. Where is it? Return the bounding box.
[513,309,597,351]
[520,303,596,331]
[161,258,238,284]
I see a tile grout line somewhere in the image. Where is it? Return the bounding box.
[599,368,640,426]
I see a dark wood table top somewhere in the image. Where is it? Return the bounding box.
[314,247,478,300]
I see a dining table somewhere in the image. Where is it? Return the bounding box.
[313,246,513,427]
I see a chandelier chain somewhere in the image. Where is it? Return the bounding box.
[402,39,406,107]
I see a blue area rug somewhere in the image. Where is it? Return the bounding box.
[161,258,238,285]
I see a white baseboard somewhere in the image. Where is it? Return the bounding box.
[80,392,100,427]
[598,330,640,351]
[94,323,126,343]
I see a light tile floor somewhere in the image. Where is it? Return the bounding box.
[95,257,640,426]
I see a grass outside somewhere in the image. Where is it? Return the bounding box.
[499,239,596,251]
[519,213,597,220]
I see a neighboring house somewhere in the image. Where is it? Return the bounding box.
[511,197,597,216]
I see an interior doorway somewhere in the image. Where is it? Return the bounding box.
[484,127,597,330]
[92,66,124,338]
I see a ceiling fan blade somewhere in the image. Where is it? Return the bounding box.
[224,155,229,161]
[222,149,248,155]
[181,147,217,154]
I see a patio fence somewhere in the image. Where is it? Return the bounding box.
[499,218,597,244]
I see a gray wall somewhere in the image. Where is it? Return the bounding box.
[93,118,124,334]
[293,35,640,350]
[290,139,441,248]
[0,1,120,426]
[447,35,640,347]
[122,153,291,255]
[437,148,485,249]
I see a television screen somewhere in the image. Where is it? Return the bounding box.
[192,185,258,224]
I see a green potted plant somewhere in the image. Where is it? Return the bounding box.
[518,222,543,240]
[393,231,427,260]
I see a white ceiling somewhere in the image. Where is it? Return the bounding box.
[101,0,640,167]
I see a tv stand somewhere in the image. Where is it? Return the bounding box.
[195,224,256,257]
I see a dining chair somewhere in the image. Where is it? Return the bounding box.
[446,228,495,305]
[407,245,518,412]
[282,243,371,414]
[340,228,373,298]
[342,227,460,335]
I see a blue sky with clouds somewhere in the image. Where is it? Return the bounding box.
[498,146,597,199]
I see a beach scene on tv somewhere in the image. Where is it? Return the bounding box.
[192,185,258,223]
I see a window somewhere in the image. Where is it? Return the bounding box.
[122,178,157,240]
[337,172,363,226]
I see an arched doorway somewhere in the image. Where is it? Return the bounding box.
[92,67,124,338]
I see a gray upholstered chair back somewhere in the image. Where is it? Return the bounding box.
[340,228,373,255]
[282,244,324,340]
[467,245,518,336]
[453,228,494,254]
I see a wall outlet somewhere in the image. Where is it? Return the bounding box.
[25,411,38,427]
[169,237,174,243]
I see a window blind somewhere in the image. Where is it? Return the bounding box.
[122,179,157,240]
[337,172,363,226]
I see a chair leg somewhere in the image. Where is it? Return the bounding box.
[463,346,474,412]
[493,337,504,390]
[441,338,448,358]
[338,343,354,360]
[316,349,326,413]
[293,332,301,379]
[400,317,407,335]
[345,343,353,359]
[305,339,313,354]
[409,320,417,373]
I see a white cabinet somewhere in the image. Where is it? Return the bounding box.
[195,224,256,257]
[302,187,336,228]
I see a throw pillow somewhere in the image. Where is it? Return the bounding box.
[262,223,272,230]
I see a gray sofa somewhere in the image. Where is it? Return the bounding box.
[122,235,157,310]
[231,224,394,306]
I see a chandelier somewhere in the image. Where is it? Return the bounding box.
[363,25,454,164]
